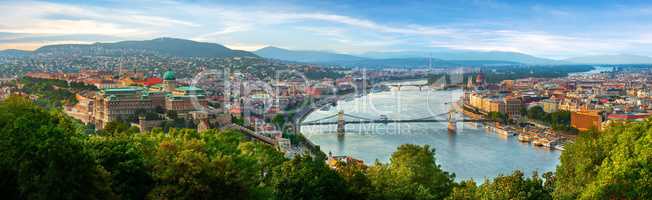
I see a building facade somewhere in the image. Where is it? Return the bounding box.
[93,70,209,129]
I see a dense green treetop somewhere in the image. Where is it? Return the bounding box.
[1,95,651,199]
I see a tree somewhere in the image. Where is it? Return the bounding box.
[145,130,264,199]
[232,116,245,126]
[488,112,508,123]
[0,96,115,199]
[272,156,350,200]
[368,144,454,200]
[446,180,479,200]
[336,161,373,199]
[103,120,137,135]
[88,134,153,199]
[555,119,652,199]
[272,114,286,130]
[166,110,178,119]
[476,171,551,200]
[527,106,545,120]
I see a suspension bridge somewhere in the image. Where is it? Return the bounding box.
[384,83,430,91]
[300,110,486,135]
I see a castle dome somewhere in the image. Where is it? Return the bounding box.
[163,70,175,80]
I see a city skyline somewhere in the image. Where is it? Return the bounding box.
[2,0,652,59]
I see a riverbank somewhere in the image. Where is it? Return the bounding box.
[461,100,571,151]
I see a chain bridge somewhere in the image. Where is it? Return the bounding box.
[300,110,486,135]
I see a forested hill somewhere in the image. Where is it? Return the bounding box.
[33,38,258,58]
[0,96,650,199]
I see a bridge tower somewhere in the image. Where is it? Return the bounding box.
[337,111,345,136]
[447,111,457,133]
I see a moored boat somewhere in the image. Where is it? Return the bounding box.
[541,139,553,148]
[532,138,548,147]
[494,127,516,136]
[518,134,532,142]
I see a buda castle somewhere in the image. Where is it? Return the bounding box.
[93,70,208,129]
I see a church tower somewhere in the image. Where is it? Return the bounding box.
[163,70,176,93]
[466,76,475,89]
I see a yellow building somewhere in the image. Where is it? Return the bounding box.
[571,110,602,132]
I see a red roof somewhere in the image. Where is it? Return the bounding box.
[143,77,162,86]
[608,114,650,120]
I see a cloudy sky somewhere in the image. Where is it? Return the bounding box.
[2,0,652,59]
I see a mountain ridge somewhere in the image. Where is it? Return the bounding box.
[0,49,33,58]
[357,50,566,65]
[563,54,652,64]
[5,38,652,65]
[254,46,570,65]
[32,37,257,58]
[254,46,366,63]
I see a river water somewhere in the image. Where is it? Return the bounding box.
[301,87,560,181]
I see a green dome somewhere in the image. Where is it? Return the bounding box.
[163,70,175,80]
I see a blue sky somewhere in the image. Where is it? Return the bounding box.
[2,0,652,59]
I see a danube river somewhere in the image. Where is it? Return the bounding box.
[301,86,560,181]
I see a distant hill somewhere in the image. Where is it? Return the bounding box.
[359,50,566,65]
[447,60,522,66]
[34,38,257,58]
[328,57,457,68]
[563,54,652,64]
[0,49,32,58]
[327,58,523,68]
[254,46,366,63]
[254,46,534,67]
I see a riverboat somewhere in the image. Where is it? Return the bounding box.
[320,105,331,111]
[494,127,516,136]
[518,134,532,142]
[379,115,388,121]
[532,138,547,146]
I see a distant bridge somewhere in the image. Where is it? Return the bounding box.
[384,83,430,91]
[384,83,465,91]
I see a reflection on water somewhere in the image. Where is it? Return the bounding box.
[447,132,456,149]
[302,87,560,181]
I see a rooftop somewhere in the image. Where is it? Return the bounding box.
[103,87,142,93]
[176,86,203,91]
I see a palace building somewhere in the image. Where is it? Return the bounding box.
[93,70,208,129]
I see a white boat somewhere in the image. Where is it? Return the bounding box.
[495,127,512,136]
[518,134,532,142]
[533,138,551,147]
[371,87,384,93]
[554,144,565,151]
[532,139,543,146]
[379,115,388,121]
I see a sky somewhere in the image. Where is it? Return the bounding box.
[2,0,652,59]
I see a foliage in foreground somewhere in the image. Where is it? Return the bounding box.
[1,96,651,199]
[554,120,652,199]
